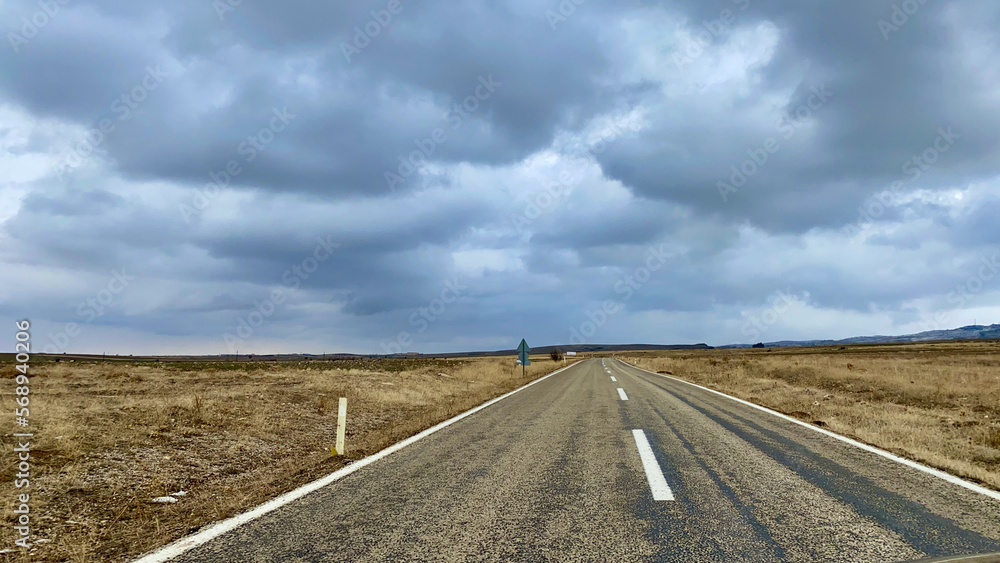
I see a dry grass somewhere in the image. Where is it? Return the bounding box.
[620,340,1000,491]
[0,355,572,562]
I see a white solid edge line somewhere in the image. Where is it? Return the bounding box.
[132,361,584,563]
[631,429,675,501]
[617,387,629,401]
[615,359,1000,503]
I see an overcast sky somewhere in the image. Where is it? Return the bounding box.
[2,0,1000,355]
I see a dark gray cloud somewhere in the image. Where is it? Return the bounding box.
[596,0,1000,230]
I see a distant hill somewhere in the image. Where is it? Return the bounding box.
[40,323,1000,361]
[720,324,1000,349]
[390,342,713,358]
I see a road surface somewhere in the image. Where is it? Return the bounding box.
[155,358,1000,562]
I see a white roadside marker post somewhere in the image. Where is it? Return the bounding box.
[334,397,347,456]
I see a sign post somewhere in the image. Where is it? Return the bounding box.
[517,339,530,377]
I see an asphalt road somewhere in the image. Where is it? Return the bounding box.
[161,358,1000,562]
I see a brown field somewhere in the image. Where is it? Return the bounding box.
[4,341,999,562]
[619,340,1000,491]
[0,355,573,562]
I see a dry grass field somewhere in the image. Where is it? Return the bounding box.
[620,341,1000,492]
[3,341,998,561]
[0,355,573,562]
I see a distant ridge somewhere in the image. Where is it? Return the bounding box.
[420,343,713,358]
[33,324,999,361]
[720,323,1000,349]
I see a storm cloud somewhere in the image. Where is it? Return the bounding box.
[2,0,999,354]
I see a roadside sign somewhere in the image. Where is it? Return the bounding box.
[566,351,577,356]
[517,339,530,374]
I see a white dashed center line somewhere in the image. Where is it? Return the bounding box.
[610,376,617,382]
[617,388,628,401]
[631,429,675,501]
